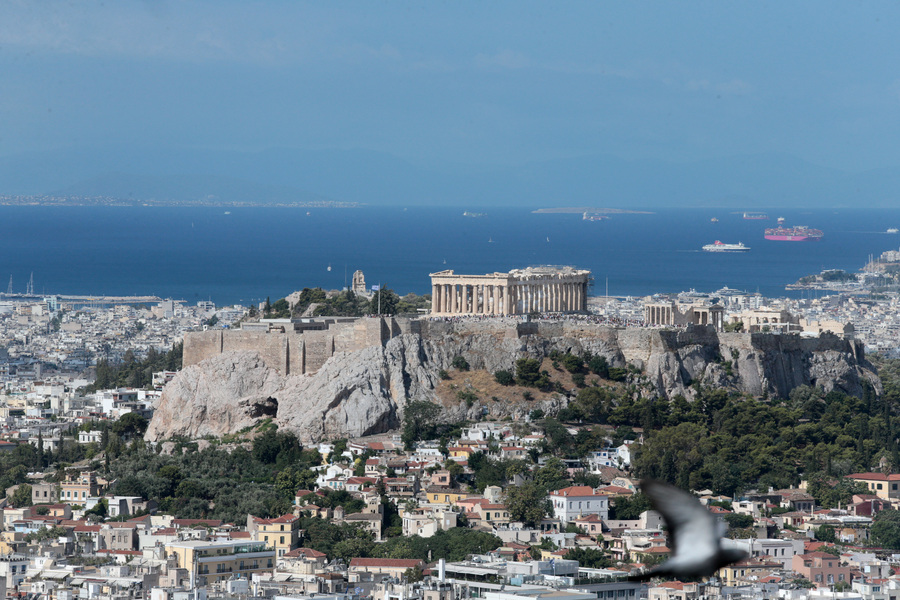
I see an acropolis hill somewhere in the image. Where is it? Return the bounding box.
[146,316,880,443]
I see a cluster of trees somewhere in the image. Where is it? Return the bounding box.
[266,287,431,319]
[106,429,322,522]
[401,401,464,450]
[298,517,501,562]
[87,343,183,392]
[494,352,625,392]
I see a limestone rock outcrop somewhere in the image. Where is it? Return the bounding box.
[146,322,881,443]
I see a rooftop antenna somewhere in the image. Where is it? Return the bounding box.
[6,275,11,295]
[26,272,34,296]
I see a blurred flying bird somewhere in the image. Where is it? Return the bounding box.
[629,480,748,580]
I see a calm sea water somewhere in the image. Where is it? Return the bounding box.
[0,206,898,306]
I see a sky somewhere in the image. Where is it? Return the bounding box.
[2,1,900,174]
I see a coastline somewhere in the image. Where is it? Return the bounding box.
[531,207,654,214]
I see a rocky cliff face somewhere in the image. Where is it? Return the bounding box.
[146,324,881,443]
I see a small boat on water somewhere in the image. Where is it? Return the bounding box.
[888,228,899,234]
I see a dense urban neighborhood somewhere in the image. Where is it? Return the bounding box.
[3,285,900,600]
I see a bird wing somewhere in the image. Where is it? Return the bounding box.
[641,480,719,565]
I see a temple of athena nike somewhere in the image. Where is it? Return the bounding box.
[429,266,590,316]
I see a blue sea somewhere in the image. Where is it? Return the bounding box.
[0,206,898,306]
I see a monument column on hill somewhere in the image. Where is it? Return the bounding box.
[429,266,590,316]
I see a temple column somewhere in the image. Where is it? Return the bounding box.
[478,285,484,314]
[432,284,440,313]
[450,284,457,314]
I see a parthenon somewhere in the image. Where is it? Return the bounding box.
[430,266,590,316]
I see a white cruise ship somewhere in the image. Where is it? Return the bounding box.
[703,240,750,252]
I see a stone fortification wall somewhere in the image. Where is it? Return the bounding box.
[183,317,407,376]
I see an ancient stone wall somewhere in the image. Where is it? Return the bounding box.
[183,317,407,376]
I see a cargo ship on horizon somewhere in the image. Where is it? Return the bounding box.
[743,212,768,219]
[764,224,823,241]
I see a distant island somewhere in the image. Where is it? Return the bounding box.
[0,194,361,208]
[532,207,654,214]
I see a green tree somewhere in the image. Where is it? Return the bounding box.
[515,358,539,385]
[565,547,610,568]
[505,482,551,527]
[534,457,569,492]
[113,412,149,438]
[369,288,400,315]
[588,355,609,378]
[494,370,515,386]
[9,484,32,507]
[816,524,837,543]
[871,510,900,549]
[401,401,441,450]
[452,356,470,371]
[560,353,583,373]
[332,536,376,561]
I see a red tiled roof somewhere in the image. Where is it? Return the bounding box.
[173,519,223,528]
[252,514,297,525]
[847,472,900,481]
[285,547,327,559]
[550,486,607,498]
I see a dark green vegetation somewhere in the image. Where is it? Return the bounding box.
[299,521,502,562]
[427,352,900,506]
[263,287,430,318]
[519,352,896,498]
[87,343,183,392]
[106,429,322,522]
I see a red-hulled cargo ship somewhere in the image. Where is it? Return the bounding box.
[764,225,823,241]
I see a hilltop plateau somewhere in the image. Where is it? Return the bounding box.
[145,320,880,443]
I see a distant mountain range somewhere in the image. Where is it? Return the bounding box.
[1,145,898,208]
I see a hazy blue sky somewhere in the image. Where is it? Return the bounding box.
[3,1,900,172]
